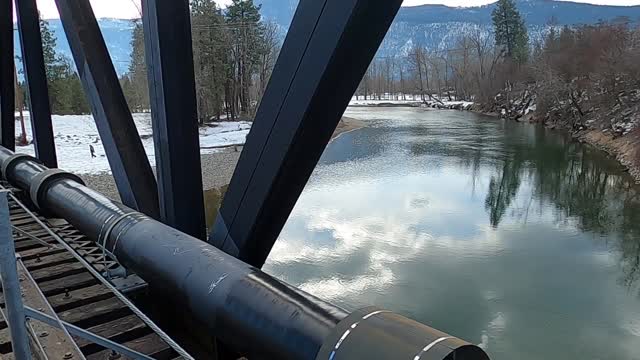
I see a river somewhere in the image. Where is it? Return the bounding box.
[260,107,640,360]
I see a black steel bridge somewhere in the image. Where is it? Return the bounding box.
[0,0,491,359]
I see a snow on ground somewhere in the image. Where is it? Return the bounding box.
[349,99,423,106]
[440,100,474,107]
[199,121,251,148]
[349,95,475,109]
[350,94,424,106]
[15,113,251,175]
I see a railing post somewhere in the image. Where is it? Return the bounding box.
[0,0,15,151]
[15,0,57,168]
[143,0,206,239]
[0,191,31,360]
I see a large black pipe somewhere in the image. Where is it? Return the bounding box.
[0,146,489,360]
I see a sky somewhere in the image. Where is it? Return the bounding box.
[29,0,640,19]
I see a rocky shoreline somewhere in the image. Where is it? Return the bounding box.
[469,94,640,183]
[484,110,640,183]
[578,130,640,182]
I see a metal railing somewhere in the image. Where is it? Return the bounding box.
[0,191,190,360]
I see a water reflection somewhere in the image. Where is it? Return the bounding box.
[261,108,640,360]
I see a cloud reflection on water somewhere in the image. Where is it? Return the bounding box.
[263,108,640,359]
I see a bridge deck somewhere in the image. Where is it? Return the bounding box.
[0,184,182,359]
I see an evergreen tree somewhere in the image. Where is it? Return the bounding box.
[191,0,229,122]
[40,17,59,79]
[492,0,529,63]
[226,0,263,116]
[60,58,90,114]
[122,20,149,112]
[40,16,66,112]
[39,17,89,114]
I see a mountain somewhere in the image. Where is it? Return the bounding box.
[382,0,640,55]
[13,0,640,77]
[257,0,640,56]
[14,18,136,76]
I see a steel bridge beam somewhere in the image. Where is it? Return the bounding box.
[210,0,403,267]
[143,0,206,239]
[15,0,57,168]
[55,0,159,218]
[0,0,14,151]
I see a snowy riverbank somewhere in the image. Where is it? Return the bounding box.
[12,113,366,200]
[349,97,474,110]
[15,113,251,175]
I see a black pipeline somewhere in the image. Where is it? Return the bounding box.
[0,146,489,360]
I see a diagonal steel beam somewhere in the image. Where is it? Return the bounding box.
[143,0,206,239]
[55,0,159,217]
[210,0,403,267]
[0,0,14,151]
[15,0,57,168]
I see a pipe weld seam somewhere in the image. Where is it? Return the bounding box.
[98,212,137,252]
[1,154,40,181]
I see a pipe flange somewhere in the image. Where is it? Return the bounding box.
[1,154,40,180]
[29,169,85,210]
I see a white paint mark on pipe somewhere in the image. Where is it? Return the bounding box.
[208,273,229,294]
[413,336,454,360]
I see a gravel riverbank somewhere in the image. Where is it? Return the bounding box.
[82,149,242,201]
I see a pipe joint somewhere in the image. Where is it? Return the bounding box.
[29,169,85,212]
[1,153,40,181]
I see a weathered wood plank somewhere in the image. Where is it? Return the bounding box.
[30,262,87,283]
[14,239,48,251]
[12,228,51,240]
[86,333,172,360]
[22,250,75,271]
[13,238,53,247]
[9,213,32,221]
[10,217,39,226]
[16,261,83,359]
[17,246,65,261]
[74,314,149,353]
[48,284,114,312]
[39,272,99,296]
[57,297,131,328]
[11,223,45,233]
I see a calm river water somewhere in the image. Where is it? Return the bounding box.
[261,107,640,360]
